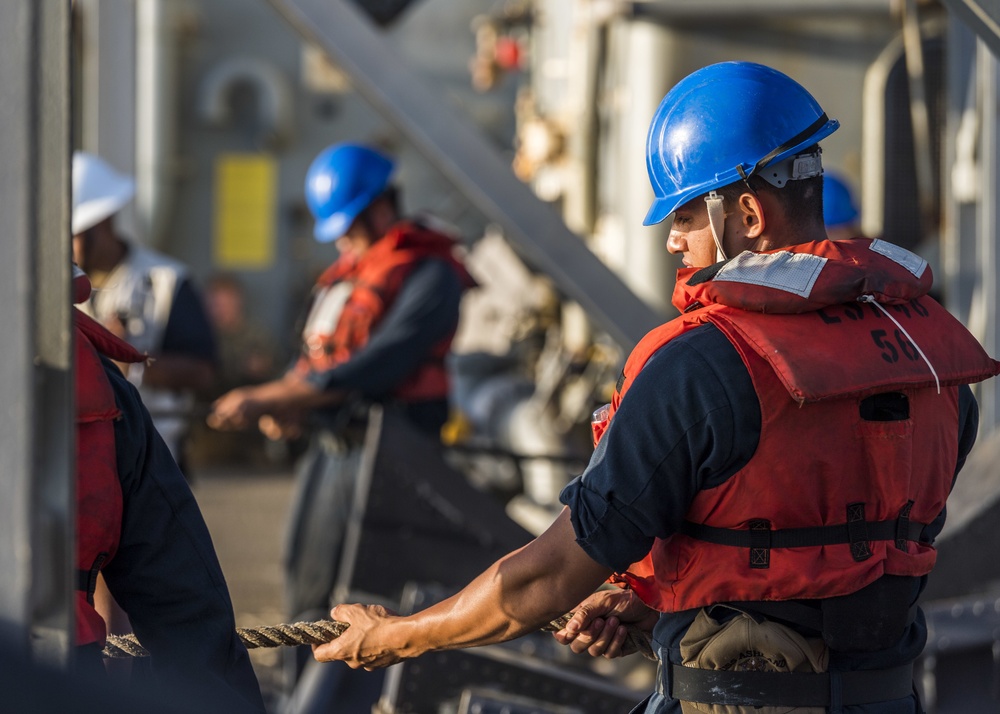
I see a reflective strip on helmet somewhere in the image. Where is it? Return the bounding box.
[868,239,928,278]
[714,251,827,298]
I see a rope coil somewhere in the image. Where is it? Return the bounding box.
[103,615,655,661]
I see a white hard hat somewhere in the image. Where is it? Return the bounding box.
[72,151,135,234]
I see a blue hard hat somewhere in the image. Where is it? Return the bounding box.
[305,143,396,243]
[822,172,860,228]
[644,61,840,226]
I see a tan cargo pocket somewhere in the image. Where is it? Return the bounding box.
[678,608,830,714]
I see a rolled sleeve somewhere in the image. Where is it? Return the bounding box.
[560,324,761,573]
[561,462,654,571]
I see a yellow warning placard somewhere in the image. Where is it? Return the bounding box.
[213,153,277,269]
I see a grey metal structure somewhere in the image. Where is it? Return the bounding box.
[0,1,74,660]
[267,0,665,350]
[939,1,1000,432]
[628,0,893,19]
[971,48,1000,433]
[77,0,138,238]
[941,0,1000,59]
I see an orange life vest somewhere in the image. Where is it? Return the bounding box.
[595,239,1000,613]
[295,221,474,402]
[74,308,144,646]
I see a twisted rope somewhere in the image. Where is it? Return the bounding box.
[102,620,349,659]
[103,615,655,662]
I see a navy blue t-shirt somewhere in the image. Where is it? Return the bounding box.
[99,357,265,713]
[560,323,979,714]
[160,279,216,362]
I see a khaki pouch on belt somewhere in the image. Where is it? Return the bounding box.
[678,608,830,714]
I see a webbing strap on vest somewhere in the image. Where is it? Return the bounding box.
[680,506,926,569]
[670,662,914,707]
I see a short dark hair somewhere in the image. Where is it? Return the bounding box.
[357,186,402,241]
[715,149,825,226]
[716,174,823,226]
[376,185,401,214]
[205,271,245,295]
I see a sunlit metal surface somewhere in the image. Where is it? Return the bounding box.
[941,0,1000,59]
[0,0,74,663]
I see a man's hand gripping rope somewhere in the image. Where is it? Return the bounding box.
[102,608,656,662]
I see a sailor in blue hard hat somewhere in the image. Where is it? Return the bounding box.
[643,61,838,264]
[307,63,992,714]
[304,143,397,244]
[209,142,474,699]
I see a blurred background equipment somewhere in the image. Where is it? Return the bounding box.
[7,0,1000,712]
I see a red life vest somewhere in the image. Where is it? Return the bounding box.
[295,221,474,401]
[594,239,1000,613]
[74,308,144,646]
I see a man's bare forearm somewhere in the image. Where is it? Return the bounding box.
[314,508,612,668]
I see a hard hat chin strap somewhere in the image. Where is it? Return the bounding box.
[734,114,830,186]
[705,191,727,262]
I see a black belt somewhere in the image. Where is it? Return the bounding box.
[670,663,914,707]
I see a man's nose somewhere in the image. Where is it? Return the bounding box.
[666,231,685,254]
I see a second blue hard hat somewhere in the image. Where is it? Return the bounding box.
[305,143,396,243]
[823,172,860,228]
[643,61,839,226]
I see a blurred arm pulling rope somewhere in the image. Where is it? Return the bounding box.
[101,614,655,660]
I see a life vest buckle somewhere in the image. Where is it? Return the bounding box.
[749,519,771,569]
[895,500,915,551]
[847,503,873,561]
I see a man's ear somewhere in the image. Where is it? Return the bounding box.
[738,191,766,239]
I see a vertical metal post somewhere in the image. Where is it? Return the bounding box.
[974,43,1000,434]
[941,19,979,325]
[78,0,138,237]
[0,0,74,662]
[901,0,937,240]
[136,0,175,250]
[612,18,677,315]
